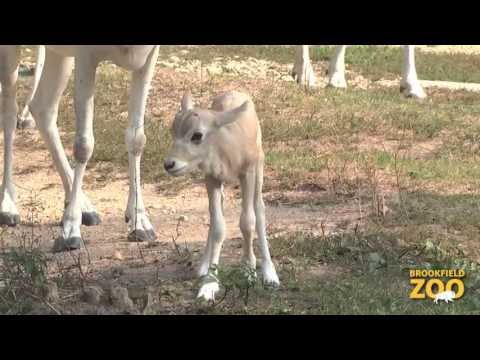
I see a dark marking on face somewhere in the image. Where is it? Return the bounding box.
[173,110,203,138]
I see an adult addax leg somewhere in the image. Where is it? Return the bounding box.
[400,45,426,99]
[0,46,21,226]
[30,48,101,232]
[18,45,45,129]
[292,45,317,89]
[327,45,348,88]
[56,52,98,251]
[124,46,159,242]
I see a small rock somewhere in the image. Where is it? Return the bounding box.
[143,286,160,314]
[82,286,105,305]
[113,250,124,261]
[111,266,125,278]
[368,252,386,271]
[110,285,135,312]
[178,215,189,222]
[368,252,382,263]
[41,281,59,303]
[128,285,146,300]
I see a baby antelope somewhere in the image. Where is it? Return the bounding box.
[164,90,280,301]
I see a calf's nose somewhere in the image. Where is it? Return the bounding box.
[164,160,176,171]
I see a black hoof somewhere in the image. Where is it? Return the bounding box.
[0,212,20,227]
[52,237,82,253]
[82,212,101,226]
[128,229,157,243]
[17,118,36,130]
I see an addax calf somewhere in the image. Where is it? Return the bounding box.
[164,90,280,301]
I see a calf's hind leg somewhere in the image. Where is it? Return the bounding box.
[254,159,279,287]
[239,168,257,271]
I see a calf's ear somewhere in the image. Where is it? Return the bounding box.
[181,92,194,112]
[214,100,251,128]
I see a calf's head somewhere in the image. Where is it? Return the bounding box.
[164,92,249,177]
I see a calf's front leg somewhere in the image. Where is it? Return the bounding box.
[197,176,226,301]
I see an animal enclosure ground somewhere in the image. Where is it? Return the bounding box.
[1,45,480,314]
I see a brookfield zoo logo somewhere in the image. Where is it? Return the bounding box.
[409,269,465,304]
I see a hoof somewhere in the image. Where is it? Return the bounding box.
[128,229,157,243]
[52,237,82,253]
[82,212,101,226]
[17,118,36,130]
[0,212,20,227]
[263,280,281,290]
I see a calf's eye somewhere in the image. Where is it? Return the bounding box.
[191,132,203,144]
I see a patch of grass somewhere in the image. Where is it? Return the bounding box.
[228,231,480,315]
[0,244,50,314]
[193,230,480,314]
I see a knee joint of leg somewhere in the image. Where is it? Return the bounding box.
[126,127,146,156]
[240,211,256,234]
[74,135,94,163]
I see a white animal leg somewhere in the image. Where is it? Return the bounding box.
[18,45,45,129]
[30,49,100,232]
[197,176,225,301]
[254,159,280,287]
[239,168,257,270]
[400,45,426,99]
[292,45,317,89]
[327,45,348,88]
[0,46,21,226]
[124,46,158,242]
[55,53,98,251]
